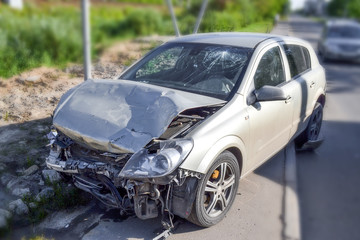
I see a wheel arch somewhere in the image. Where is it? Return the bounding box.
[195,135,247,176]
[317,94,326,107]
[226,147,243,177]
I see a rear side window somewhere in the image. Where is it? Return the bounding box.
[283,44,311,78]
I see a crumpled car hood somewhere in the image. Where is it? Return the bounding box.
[53,79,224,153]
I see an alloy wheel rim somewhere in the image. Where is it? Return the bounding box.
[203,162,236,218]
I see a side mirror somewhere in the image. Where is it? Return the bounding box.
[247,85,287,105]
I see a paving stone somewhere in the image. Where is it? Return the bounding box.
[12,187,30,197]
[23,165,39,176]
[9,199,29,215]
[0,208,11,228]
[42,169,61,182]
[36,187,54,201]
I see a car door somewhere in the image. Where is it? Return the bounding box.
[282,44,315,135]
[246,44,294,169]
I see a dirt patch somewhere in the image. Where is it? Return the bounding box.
[0,40,158,128]
[0,38,163,178]
[0,39,159,238]
[0,67,81,126]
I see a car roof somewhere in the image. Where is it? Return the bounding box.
[167,32,281,48]
[326,19,360,28]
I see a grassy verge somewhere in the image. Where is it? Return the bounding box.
[0,2,277,78]
[238,20,274,33]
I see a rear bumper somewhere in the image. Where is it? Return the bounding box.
[325,50,360,62]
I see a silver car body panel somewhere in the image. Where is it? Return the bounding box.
[53,79,224,153]
[47,33,327,225]
[50,33,326,176]
[180,36,326,175]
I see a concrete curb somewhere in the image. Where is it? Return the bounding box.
[284,142,301,240]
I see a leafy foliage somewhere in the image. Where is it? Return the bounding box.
[0,0,288,78]
[0,6,82,78]
[328,0,360,19]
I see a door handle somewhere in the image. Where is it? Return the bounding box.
[310,81,315,88]
[285,95,292,104]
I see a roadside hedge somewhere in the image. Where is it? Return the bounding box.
[0,0,287,78]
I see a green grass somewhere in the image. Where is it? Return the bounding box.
[114,0,163,4]
[0,6,83,78]
[0,5,170,78]
[23,236,55,240]
[238,20,274,33]
[0,2,278,78]
[22,181,90,224]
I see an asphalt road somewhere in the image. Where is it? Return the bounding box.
[287,16,360,240]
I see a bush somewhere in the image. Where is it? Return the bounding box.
[0,0,286,78]
[120,8,165,36]
[201,11,244,32]
[0,6,82,78]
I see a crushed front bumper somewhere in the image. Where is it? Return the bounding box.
[45,146,200,222]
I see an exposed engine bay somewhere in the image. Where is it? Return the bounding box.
[46,104,223,229]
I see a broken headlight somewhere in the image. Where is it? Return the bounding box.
[119,139,193,178]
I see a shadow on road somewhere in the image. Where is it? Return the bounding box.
[297,120,360,240]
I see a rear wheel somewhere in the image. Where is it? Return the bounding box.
[295,102,323,149]
[188,151,240,227]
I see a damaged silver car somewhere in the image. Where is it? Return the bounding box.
[46,33,326,228]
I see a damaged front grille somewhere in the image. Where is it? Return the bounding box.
[46,130,132,184]
[71,143,132,167]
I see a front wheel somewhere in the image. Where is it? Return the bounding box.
[188,151,240,227]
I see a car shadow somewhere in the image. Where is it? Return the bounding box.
[295,120,360,240]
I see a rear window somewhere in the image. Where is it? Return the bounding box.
[283,44,311,78]
[327,26,360,39]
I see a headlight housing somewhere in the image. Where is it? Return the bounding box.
[119,139,193,178]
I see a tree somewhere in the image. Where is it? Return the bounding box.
[328,0,360,19]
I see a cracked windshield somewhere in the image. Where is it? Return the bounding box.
[121,43,252,99]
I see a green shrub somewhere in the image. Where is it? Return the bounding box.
[0,6,82,78]
[201,11,243,32]
[0,0,286,78]
[120,8,165,35]
[178,15,197,34]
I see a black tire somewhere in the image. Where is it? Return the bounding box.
[320,53,328,63]
[188,151,240,227]
[318,49,329,63]
[295,102,323,149]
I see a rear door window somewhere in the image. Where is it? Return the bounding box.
[283,44,311,78]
